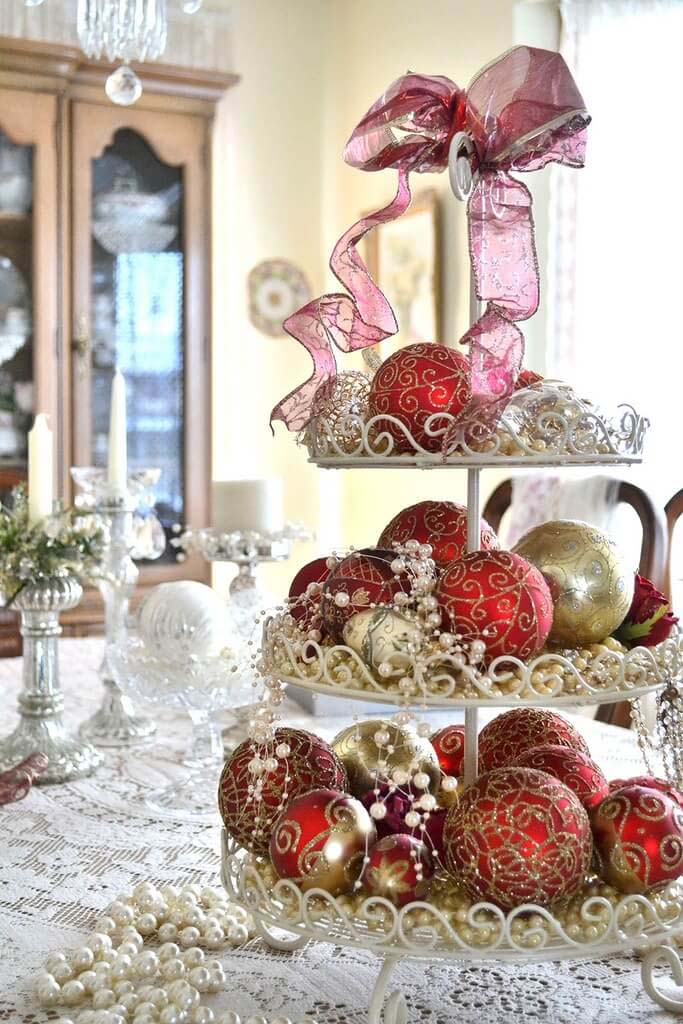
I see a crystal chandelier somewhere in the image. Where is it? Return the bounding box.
[22,0,203,106]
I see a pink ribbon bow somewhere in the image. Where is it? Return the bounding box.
[271,45,589,432]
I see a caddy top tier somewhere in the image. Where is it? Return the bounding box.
[271,47,647,471]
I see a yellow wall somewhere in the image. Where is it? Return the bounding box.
[211,0,337,595]
[212,0,558,593]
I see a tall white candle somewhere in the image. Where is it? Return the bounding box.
[27,413,53,526]
[212,478,284,535]
[107,370,128,494]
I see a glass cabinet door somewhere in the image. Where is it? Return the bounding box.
[71,104,209,575]
[90,129,185,546]
[0,129,33,470]
[0,89,60,498]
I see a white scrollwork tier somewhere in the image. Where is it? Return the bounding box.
[303,384,647,468]
[221,832,683,964]
[262,619,683,708]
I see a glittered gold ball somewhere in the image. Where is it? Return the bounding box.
[331,720,440,798]
[343,608,422,676]
[513,519,633,646]
[311,371,371,454]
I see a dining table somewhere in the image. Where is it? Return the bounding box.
[0,636,680,1024]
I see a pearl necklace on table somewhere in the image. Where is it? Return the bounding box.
[33,880,317,1024]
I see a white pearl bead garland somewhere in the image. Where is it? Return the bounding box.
[33,881,320,1024]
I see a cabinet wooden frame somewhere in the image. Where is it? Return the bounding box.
[0,36,238,633]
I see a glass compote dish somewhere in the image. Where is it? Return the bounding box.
[109,632,260,821]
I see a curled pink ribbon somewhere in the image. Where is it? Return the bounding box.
[271,46,589,432]
[0,752,48,805]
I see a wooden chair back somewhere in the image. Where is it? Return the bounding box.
[665,488,683,600]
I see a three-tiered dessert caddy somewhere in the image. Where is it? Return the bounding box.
[221,46,683,1022]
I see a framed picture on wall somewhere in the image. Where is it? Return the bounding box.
[363,189,441,369]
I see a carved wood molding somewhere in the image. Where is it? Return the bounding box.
[0,35,238,108]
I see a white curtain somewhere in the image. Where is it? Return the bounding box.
[547,0,683,506]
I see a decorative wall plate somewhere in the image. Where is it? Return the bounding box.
[248,259,311,337]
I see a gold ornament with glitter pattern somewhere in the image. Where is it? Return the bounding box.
[310,371,371,454]
[513,519,633,646]
[331,719,440,797]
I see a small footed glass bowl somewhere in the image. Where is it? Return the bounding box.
[110,634,261,820]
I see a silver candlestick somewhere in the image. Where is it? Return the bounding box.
[0,575,102,784]
[72,467,164,747]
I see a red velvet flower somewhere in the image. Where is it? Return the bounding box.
[614,574,678,648]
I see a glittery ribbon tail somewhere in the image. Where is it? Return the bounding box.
[270,171,412,432]
[462,170,538,417]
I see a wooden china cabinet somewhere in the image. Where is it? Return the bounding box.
[0,37,237,639]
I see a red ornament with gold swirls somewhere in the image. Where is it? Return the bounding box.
[444,767,593,910]
[368,343,471,453]
[270,788,376,895]
[362,834,434,906]
[515,744,608,810]
[218,728,347,855]
[608,775,683,810]
[436,550,553,661]
[430,725,466,778]
[478,708,591,773]
[591,784,683,893]
[515,368,544,389]
[321,547,410,640]
[288,556,331,633]
[378,500,499,569]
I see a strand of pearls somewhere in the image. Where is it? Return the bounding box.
[33,881,320,1024]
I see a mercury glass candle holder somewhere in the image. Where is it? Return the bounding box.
[71,466,164,746]
[0,575,102,784]
[109,635,259,820]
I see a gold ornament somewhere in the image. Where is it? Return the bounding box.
[310,371,371,454]
[343,608,422,675]
[513,519,633,646]
[331,719,440,797]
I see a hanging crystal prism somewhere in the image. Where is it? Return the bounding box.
[105,64,143,106]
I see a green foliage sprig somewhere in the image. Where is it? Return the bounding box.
[0,486,106,606]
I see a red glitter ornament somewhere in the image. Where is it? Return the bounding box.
[515,744,608,810]
[444,767,592,910]
[368,343,471,453]
[288,556,331,633]
[321,547,410,640]
[218,728,347,854]
[608,775,683,811]
[362,834,434,906]
[430,725,466,778]
[591,784,683,893]
[436,550,553,661]
[515,368,544,389]
[378,500,499,569]
[478,708,591,773]
[270,788,376,895]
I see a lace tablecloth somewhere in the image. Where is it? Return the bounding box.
[0,637,679,1024]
